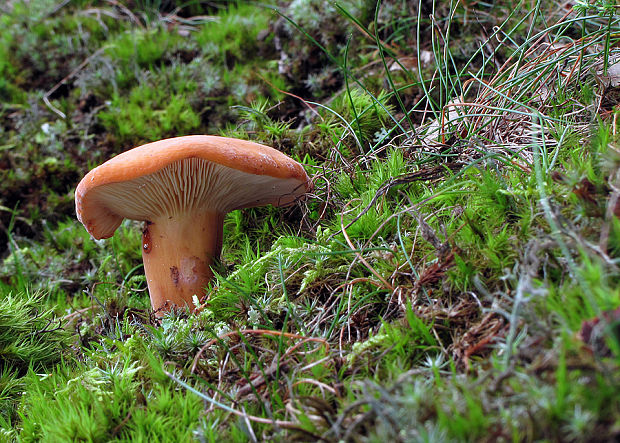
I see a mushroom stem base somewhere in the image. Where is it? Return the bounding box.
[142,211,224,314]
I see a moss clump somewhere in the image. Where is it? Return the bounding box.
[0,290,68,372]
[99,88,201,145]
[0,290,69,425]
[17,357,203,442]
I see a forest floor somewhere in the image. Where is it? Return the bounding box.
[1,0,620,441]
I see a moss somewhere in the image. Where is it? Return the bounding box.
[195,3,273,62]
[99,88,201,145]
[1,0,620,440]
[17,358,203,442]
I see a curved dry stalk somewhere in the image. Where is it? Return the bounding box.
[191,329,329,373]
[339,201,394,291]
[166,370,302,430]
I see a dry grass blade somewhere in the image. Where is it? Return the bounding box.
[165,370,303,430]
[43,47,107,119]
[340,201,394,291]
[341,164,462,233]
[190,329,329,374]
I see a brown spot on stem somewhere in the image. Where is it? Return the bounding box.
[142,223,152,253]
[170,266,180,286]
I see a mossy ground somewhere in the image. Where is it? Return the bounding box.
[1,0,620,441]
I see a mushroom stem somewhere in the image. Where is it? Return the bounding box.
[141,210,224,314]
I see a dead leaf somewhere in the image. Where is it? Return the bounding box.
[595,51,620,88]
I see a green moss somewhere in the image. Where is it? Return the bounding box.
[107,28,180,89]
[18,357,203,442]
[0,289,69,425]
[0,290,69,372]
[99,88,201,145]
[196,4,272,62]
[1,0,620,440]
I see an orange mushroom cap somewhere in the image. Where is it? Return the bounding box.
[75,135,311,239]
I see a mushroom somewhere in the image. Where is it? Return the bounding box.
[75,135,310,314]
